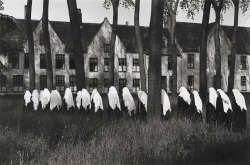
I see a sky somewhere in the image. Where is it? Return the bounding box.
[1,0,250,27]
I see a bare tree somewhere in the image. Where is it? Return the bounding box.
[42,0,53,91]
[67,0,86,90]
[147,0,164,116]
[25,0,36,91]
[134,0,146,92]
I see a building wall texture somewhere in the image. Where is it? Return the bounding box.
[0,19,249,95]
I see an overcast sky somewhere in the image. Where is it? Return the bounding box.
[1,0,250,27]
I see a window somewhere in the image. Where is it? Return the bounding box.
[241,56,246,70]
[228,55,231,70]
[56,75,65,92]
[104,44,110,53]
[40,32,44,45]
[0,75,7,93]
[70,76,77,93]
[56,54,65,69]
[187,54,194,68]
[118,58,127,72]
[241,76,246,91]
[40,54,46,69]
[169,76,172,92]
[187,75,194,91]
[69,54,75,69]
[24,53,29,69]
[8,53,19,69]
[162,40,166,48]
[40,75,47,90]
[104,58,109,72]
[133,59,140,72]
[104,78,109,93]
[168,56,172,70]
[13,75,23,93]
[89,78,98,93]
[133,79,140,92]
[89,58,98,72]
[119,78,126,86]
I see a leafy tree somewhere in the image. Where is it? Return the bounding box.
[67,0,86,90]
[42,0,54,91]
[147,0,164,116]
[103,0,134,87]
[25,0,36,91]
[134,0,146,92]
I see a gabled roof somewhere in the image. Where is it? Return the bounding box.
[222,25,250,54]
[2,19,250,54]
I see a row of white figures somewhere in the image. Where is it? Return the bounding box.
[206,87,247,130]
[23,86,149,118]
[24,86,247,129]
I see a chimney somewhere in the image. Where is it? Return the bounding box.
[24,5,27,19]
[77,8,83,29]
[125,21,129,25]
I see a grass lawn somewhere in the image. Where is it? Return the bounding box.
[0,94,249,164]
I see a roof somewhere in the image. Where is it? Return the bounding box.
[2,19,250,54]
[222,25,250,54]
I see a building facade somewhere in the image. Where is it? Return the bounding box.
[0,16,250,95]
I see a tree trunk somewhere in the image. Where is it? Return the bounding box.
[147,0,164,117]
[212,0,223,90]
[42,0,53,91]
[67,0,86,90]
[170,15,177,96]
[25,0,36,91]
[134,0,146,92]
[200,0,211,120]
[228,0,239,93]
[200,0,211,93]
[214,10,221,90]
[109,0,119,87]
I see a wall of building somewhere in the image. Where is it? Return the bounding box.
[1,19,250,95]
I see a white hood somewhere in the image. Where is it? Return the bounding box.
[209,87,218,108]
[122,87,136,115]
[138,90,147,112]
[161,89,171,115]
[76,91,82,109]
[107,86,121,110]
[179,87,191,105]
[193,91,202,113]
[81,89,91,109]
[31,90,39,110]
[63,88,75,110]
[24,90,31,107]
[217,89,232,113]
[50,90,62,111]
[232,89,247,111]
[91,89,104,112]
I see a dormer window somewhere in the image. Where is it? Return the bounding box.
[104,44,110,53]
